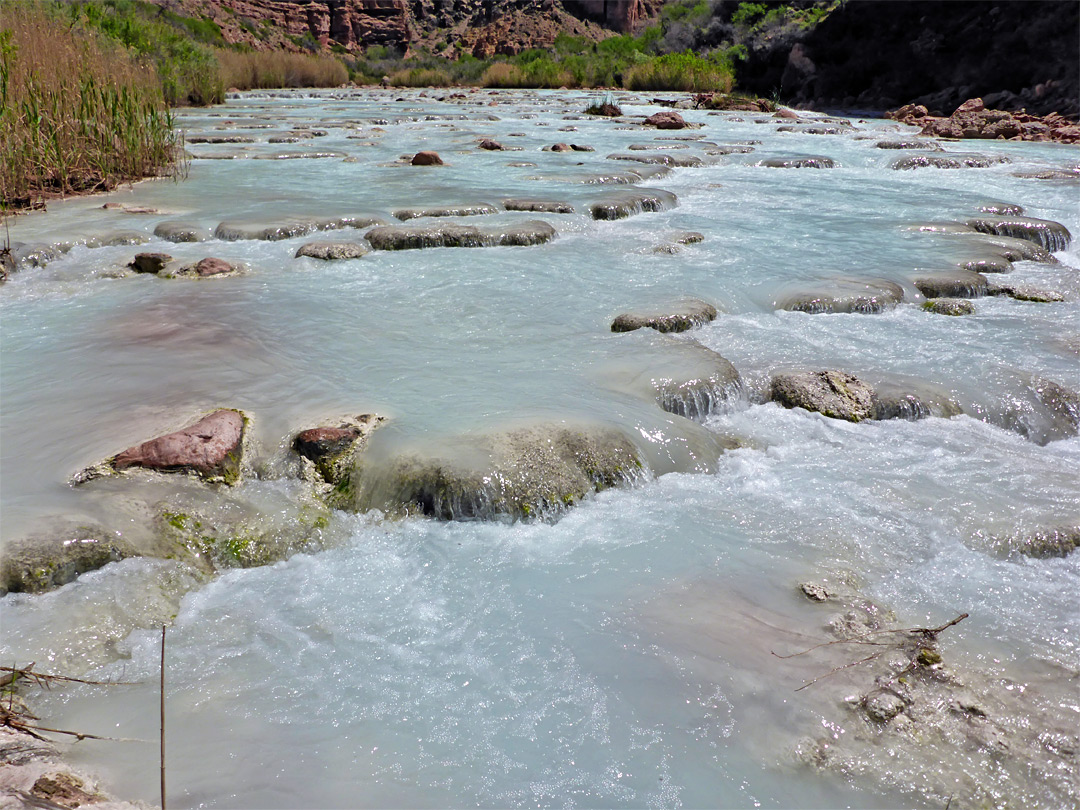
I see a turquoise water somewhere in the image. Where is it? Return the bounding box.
[1,89,1078,808]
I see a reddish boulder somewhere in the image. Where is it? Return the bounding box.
[644,111,687,129]
[111,409,246,483]
[477,139,504,151]
[193,257,236,276]
[885,103,929,125]
[411,151,444,165]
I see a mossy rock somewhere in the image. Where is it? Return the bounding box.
[0,524,138,595]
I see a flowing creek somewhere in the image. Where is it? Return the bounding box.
[1,89,1078,808]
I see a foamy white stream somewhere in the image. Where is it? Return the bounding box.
[1,89,1078,809]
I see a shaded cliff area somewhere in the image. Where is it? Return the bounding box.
[701,0,1079,118]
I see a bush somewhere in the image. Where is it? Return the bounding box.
[0,1,182,208]
[623,51,734,92]
[479,62,525,88]
[387,66,452,87]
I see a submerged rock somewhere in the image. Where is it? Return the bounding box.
[874,140,943,150]
[957,253,1013,274]
[771,370,875,422]
[73,409,247,486]
[759,156,836,168]
[214,215,385,242]
[965,216,1072,252]
[922,298,976,316]
[777,278,904,314]
[0,523,137,595]
[589,188,678,220]
[914,269,989,299]
[11,243,62,269]
[978,202,1025,215]
[351,422,646,521]
[392,204,498,220]
[501,198,576,214]
[891,154,1011,170]
[870,380,962,420]
[952,232,1058,264]
[153,221,211,243]
[295,241,369,260]
[611,299,717,333]
[365,220,556,250]
[645,340,743,420]
[607,152,704,167]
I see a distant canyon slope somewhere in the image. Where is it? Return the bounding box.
[152,0,1077,118]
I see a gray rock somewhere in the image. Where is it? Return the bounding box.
[966,216,1072,252]
[759,156,836,168]
[1032,378,1080,436]
[952,232,1058,264]
[864,690,906,723]
[611,299,717,333]
[987,281,1067,303]
[365,220,556,250]
[589,188,679,220]
[922,298,975,316]
[628,142,690,151]
[978,202,1025,215]
[0,524,138,595]
[12,243,61,268]
[392,204,498,221]
[778,278,904,314]
[771,370,875,422]
[874,140,944,150]
[672,231,704,244]
[98,230,151,246]
[295,241,370,260]
[799,581,830,601]
[1008,525,1080,558]
[648,341,742,420]
[501,198,576,214]
[914,269,989,299]
[957,253,1013,274]
[154,221,211,242]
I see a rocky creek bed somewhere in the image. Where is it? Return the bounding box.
[1,88,1078,810]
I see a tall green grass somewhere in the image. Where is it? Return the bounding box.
[1,2,182,209]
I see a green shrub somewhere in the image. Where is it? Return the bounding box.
[623,51,734,92]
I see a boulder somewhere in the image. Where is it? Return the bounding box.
[477,139,504,150]
[870,380,962,420]
[74,409,247,485]
[349,422,646,521]
[922,298,976,316]
[874,140,942,150]
[1007,526,1080,558]
[295,241,369,260]
[952,232,1058,264]
[545,143,573,152]
[611,299,717,333]
[759,156,836,168]
[0,524,138,595]
[589,188,679,221]
[129,252,172,275]
[98,230,151,246]
[153,221,211,242]
[293,414,385,489]
[365,220,556,250]
[644,111,687,129]
[771,370,875,422]
[965,216,1072,252]
[957,254,1013,274]
[410,151,444,165]
[884,103,929,124]
[978,202,1024,215]
[193,257,237,277]
[778,278,904,314]
[501,198,576,214]
[914,269,989,299]
[392,204,498,221]
[672,231,705,245]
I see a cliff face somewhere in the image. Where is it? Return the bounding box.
[711,0,1079,119]
[154,0,657,54]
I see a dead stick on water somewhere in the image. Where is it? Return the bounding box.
[161,624,166,810]
[794,650,886,692]
[772,613,970,660]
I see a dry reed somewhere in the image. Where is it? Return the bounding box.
[217,50,348,90]
[1,2,182,209]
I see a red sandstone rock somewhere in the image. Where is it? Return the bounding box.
[411,151,443,166]
[193,257,235,276]
[111,410,246,482]
[644,111,687,129]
